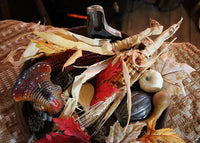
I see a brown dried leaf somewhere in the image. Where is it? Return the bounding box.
[105,121,146,143]
[151,51,195,95]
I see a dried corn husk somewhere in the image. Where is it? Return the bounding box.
[142,18,183,57]
[121,59,131,130]
[23,42,39,58]
[33,31,114,55]
[49,28,109,46]
[62,49,82,71]
[80,87,125,129]
[2,19,164,67]
[112,18,164,52]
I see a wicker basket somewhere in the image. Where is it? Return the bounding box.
[0,20,199,143]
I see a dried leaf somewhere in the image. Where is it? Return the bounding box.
[151,51,195,95]
[35,132,81,143]
[36,117,90,143]
[137,117,185,143]
[106,107,184,143]
[53,117,90,142]
[105,121,146,143]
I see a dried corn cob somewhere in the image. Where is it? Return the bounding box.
[79,19,182,131]
[108,50,146,88]
[110,18,183,89]
[92,37,177,133]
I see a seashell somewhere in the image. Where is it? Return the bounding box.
[115,91,152,126]
[12,61,64,114]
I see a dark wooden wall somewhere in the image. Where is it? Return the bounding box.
[121,0,200,49]
[0,0,199,48]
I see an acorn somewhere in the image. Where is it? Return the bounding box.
[115,91,153,126]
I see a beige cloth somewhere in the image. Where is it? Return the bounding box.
[0,20,51,142]
[0,20,199,142]
[165,43,200,142]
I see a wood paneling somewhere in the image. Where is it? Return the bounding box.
[122,1,200,49]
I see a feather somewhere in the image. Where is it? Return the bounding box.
[90,82,118,105]
[90,60,122,105]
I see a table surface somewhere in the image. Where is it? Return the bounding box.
[121,1,200,49]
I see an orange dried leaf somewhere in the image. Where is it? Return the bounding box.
[138,128,185,143]
[137,117,185,143]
